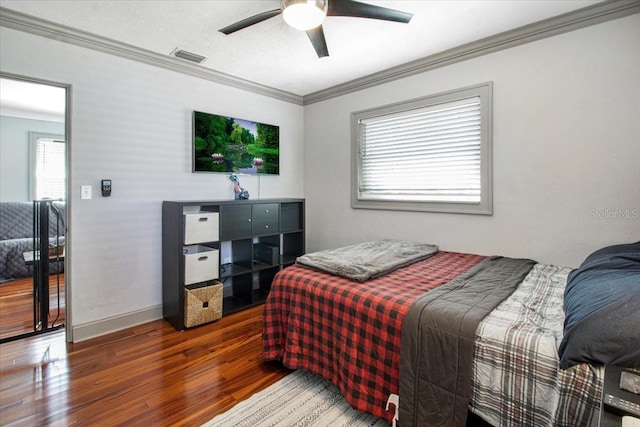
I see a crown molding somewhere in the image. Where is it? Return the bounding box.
[0,7,304,106]
[2,2,638,107]
[303,0,640,105]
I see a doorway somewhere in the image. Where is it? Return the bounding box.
[0,74,70,343]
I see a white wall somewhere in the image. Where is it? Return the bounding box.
[0,115,65,201]
[304,14,640,268]
[0,27,304,339]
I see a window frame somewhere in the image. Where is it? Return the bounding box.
[351,82,493,215]
[29,131,66,201]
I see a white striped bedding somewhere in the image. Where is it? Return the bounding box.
[470,263,604,427]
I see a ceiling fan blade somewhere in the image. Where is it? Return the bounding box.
[306,26,330,58]
[219,8,282,35]
[327,0,413,23]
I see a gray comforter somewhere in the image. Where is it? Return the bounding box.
[399,256,536,427]
[295,239,439,282]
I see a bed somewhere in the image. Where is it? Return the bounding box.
[262,240,640,426]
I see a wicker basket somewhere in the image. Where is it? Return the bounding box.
[184,281,223,328]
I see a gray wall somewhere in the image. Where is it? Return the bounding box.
[0,115,64,201]
[304,14,640,268]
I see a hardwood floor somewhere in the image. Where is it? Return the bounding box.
[0,274,65,341]
[0,304,291,426]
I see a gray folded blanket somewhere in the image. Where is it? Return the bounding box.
[295,239,439,282]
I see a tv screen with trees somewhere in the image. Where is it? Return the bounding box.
[193,111,279,175]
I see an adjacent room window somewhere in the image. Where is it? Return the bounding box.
[352,82,492,214]
[30,132,66,200]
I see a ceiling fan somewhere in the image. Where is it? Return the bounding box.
[219,0,413,58]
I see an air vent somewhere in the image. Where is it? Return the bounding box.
[173,49,206,64]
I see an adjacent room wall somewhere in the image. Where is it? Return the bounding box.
[304,14,640,268]
[0,115,64,201]
[0,27,304,340]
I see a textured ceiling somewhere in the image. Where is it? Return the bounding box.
[0,0,603,96]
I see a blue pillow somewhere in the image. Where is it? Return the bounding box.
[559,241,640,369]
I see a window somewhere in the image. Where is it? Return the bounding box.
[30,132,66,200]
[352,82,492,214]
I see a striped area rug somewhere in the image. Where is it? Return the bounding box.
[203,370,391,427]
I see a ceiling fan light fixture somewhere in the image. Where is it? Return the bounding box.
[281,0,327,31]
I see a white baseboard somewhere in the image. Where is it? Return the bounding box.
[71,304,163,342]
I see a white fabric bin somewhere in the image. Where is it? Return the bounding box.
[184,212,219,244]
[184,245,219,285]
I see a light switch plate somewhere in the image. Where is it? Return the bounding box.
[81,185,92,199]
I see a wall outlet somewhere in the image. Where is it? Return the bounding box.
[223,257,232,265]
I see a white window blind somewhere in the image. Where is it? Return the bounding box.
[351,82,492,214]
[35,138,66,200]
[359,97,481,203]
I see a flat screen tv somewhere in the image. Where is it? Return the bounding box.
[193,111,279,175]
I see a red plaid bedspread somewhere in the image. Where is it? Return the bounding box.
[262,251,485,422]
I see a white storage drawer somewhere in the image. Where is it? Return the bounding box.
[184,212,219,244]
[183,245,219,285]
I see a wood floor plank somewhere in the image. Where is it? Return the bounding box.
[0,274,65,341]
[0,304,291,426]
